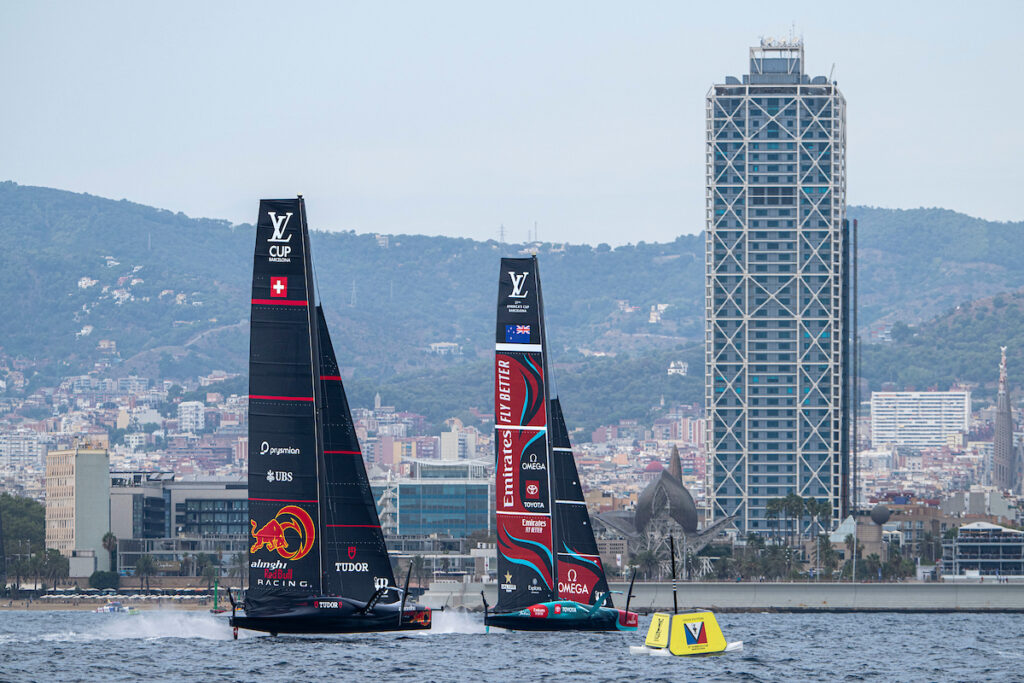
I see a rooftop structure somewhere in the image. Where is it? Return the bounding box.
[942,522,1024,578]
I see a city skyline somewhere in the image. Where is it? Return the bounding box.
[2,2,1023,245]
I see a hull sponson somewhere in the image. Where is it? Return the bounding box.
[484,600,638,632]
[230,595,431,634]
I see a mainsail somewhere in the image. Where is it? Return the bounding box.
[550,397,612,606]
[245,197,391,614]
[246,198,323,613]
[493,257,556,612]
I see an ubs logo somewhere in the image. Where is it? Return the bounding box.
[508,271,529,299]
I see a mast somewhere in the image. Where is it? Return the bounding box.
[245,197,324,613]
[300,197,326,591]
[493,256,556,611]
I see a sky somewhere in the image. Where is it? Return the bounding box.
[2,1,1021,245]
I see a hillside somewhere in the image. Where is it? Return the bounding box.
[2,182,1023,426]
[851,206,1024,325]
[0,182,704,384]
[861,288,1024,399]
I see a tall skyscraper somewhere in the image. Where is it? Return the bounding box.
[993,346,1017,492]
[705,39,850,535]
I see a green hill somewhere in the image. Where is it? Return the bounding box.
[861,288,1024,399]
[2,182,1022,427]
[851,206,1024,325]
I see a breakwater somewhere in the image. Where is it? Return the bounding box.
[422,581,1024,613]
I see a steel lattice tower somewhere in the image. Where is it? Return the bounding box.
[705,39,849,536]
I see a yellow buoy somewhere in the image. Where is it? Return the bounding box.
[644,613,671,649]
[667,612,728,655]
[631,610,740,657]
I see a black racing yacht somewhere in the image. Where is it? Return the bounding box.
[229,197,430,636]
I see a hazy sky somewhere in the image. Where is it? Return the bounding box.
[3,1,1021,244]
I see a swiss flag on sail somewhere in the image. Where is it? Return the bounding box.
[270,277,288,298]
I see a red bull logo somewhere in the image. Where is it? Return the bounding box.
[249,504,316,560]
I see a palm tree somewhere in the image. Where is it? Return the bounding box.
[863,553,882,582]
[43,549,68,589]
[783,493,804,547]
[29,553,43,591]
[101,533,118,573]
[633,550,660,580]
[230,552,247,590]
[765,499,783,545]
[134,554,156,591]
[411,555,427,588]
[818,533,839,578]
[919,531,942,565]
[202,564,218,591]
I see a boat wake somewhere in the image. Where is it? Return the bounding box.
[0,611,257,643]
[421,609,487,635]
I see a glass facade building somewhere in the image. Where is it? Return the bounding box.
[705,40,851,535]
[372,459,493,538]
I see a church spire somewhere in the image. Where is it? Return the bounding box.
[1000,346,1008,393]
[669,444,682,482]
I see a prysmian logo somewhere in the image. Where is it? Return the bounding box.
[508,271,529,299]
[259,441,300,457]
[268,212,293,242]
[266,470,293,483]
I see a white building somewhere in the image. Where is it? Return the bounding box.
[870,391,971,449]
[441,430,477,461]
[177,401,206,433]
[45,445,111,576]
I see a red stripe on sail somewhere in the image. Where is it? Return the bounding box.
[251,298,308,306]
[326,524,381,528]
[249,498,319,503]
[320,375,343,380]
[249,395,314,402]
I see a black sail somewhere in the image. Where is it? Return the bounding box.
[316,306,397,601]
[246,198,324,613]
[550,397,612,606]
[493,256,556,611]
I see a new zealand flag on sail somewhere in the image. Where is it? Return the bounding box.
[505,324,531,343]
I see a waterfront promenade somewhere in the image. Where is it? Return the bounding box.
[422,581,1024,613]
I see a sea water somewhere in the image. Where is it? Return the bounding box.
[1,610,1021,681]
